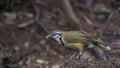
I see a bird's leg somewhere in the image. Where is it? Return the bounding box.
[75,49,84,59]
[68,52,77,61]
[70,52,76,59]
[69,49,84,60]
[75,51,82,59]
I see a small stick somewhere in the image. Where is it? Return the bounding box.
[99,10,119,37]
[83,16,92,25]
[30,0,50,33]
[60,0,82,30]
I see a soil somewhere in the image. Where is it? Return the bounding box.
[0,0,120,68]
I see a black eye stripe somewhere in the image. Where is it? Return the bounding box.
[52,33,61,36]
[54,35,61,38]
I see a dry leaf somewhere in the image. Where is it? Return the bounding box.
[52,64,60,68]
[36,59,48,64]
[18,20,34,28]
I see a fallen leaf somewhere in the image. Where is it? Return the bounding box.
[18,20,34,28]
[24,41,30,48]
[26,13,33,18]
[14,46,20,51]
[40,39,46,45]
[5,19,15,25]
[4,12,17,20]
[26,57,32,64]
[36,59,48,64]
[4,12,11,17]
[52,64,60,68]
[4,12,17,25]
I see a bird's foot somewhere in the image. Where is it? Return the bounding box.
[75,51,83,60]
[69,52,83,60]
[69,53,76,60]
[75,54,81,59]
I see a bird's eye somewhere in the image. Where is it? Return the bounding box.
[53,35,61,38]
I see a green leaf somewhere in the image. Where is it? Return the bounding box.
[4,12,11,17]
[100,7,110,13]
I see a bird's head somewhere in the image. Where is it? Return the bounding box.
[93,38,111,51]
[46,31,64,45]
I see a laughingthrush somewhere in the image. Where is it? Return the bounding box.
[46,30,111,59]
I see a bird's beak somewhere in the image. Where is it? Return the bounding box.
[46,34,51,39]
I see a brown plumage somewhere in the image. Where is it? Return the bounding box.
[46,30,111,58]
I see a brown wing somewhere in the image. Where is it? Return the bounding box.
[62,31,90,44]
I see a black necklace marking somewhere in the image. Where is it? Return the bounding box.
[59,37,64,46]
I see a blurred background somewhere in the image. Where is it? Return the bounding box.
[0,0,120,68]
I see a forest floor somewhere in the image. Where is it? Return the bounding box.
[0,0,120,68]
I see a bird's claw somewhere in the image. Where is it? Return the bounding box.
[75,54,81,59]
[69,52,83,60]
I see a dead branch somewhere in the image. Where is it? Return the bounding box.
[30,0,50,33]
[99,10,119,37]
[83,16,92,25]
[60,0,82,30]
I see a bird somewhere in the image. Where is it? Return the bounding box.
[46,30,111,59]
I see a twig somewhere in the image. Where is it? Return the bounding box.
[99,10,119,37]
[0,0,10,15]
[30,0,49,33]
[109,50,120,54]
[83,16,92,25]
[60,0,82,30]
